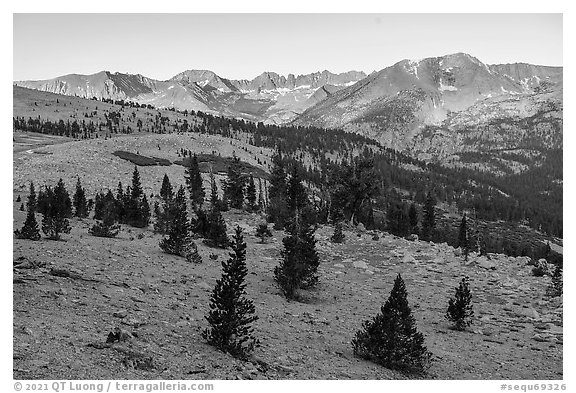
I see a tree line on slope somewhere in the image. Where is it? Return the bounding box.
[13,91,562,238]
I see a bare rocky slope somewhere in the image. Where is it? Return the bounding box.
[293,53,562,172]
[13,133,562,380]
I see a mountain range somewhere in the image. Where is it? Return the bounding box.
[294,53,562,162]
[14,68,367,125]
[14,52,562,170]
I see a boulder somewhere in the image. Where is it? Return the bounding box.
[352,260,369,269]
[476,257,497,270]
[113,310,128,319]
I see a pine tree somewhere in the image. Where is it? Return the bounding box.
[41,181,71,240]
[267,150,290,228]
[184,154,205,209]
[202,226,258,359]
[352,273,432,373]
[115,182,126,222]
[192,208,210,238]
[387,199,410,237]
[421,191,436,241]
[246,174,257,212]
[330,221,345,243]
[14,209,41,240]
[16,195,21,202]
[19,203,24,211]
[208,168,228,212]
[37,187,50,216]
[125,167,150,228]
[160,186,190,256]
[204,207,229,248]
[140,194,151,227]
[55,178,72,218]
[546,264,563,297]
[94,190,116,220]
[274,208,320,299]
[26,182,37,213]
[458,214,469,261]
[286,165,308,214]
[446,277,474,331]
[154,176,175,234]
[73,177,89,218]
[257,177,265,211]
[255,222,272,243]
[89,201,121,238]
[125,168,141,225]
[159,174,173,202]
[408,203,418,233]
[224,157,245,209]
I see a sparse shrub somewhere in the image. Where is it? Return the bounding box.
[532,258,550,277]
[184,241,202,264]
[546,265,563,297]
[202,226,258,359]
[372,233,380,241]
[352,273,432,373]
[446,277,474,330]
[209,253,219,261]
[330,222,345,243]
[255,223,272,243]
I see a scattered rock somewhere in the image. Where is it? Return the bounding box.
[476,257,496,271]
[113,310,128,319]
[197,281,212,290]
[106,327,133,343]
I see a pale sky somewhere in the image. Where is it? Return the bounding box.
[13,14,562,81]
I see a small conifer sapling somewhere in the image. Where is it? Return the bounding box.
[446,276,474,330]
[255,223,272,243]
[202,226,258,358]
[352,273,432,373]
